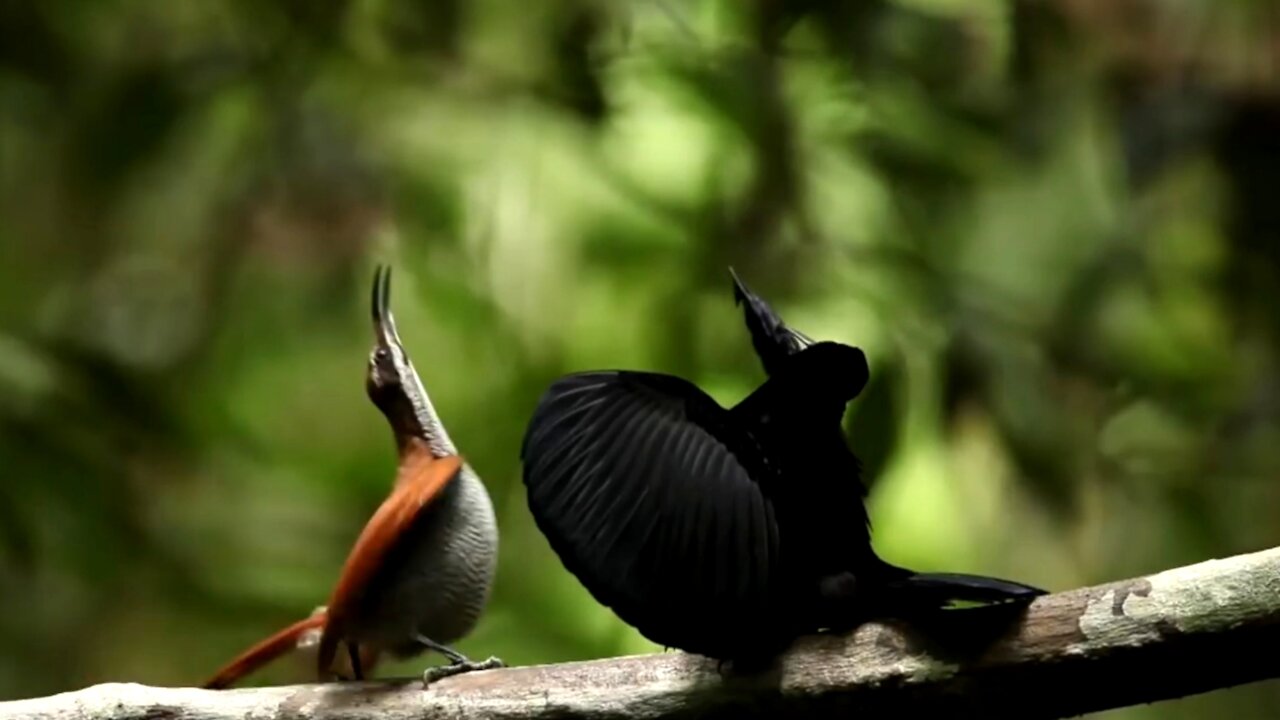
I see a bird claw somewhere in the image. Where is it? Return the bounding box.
[421,656,505,688]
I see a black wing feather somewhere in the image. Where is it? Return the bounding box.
[521,370,788,658]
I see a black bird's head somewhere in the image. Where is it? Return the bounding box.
[778,340,870,403]
[367,265,429,452]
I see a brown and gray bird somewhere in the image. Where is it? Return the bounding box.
[203,265,502,688]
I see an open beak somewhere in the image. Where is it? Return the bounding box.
[371,264,403,353]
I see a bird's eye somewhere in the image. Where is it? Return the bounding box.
[374,347,390,361]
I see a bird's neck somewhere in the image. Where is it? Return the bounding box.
[407,395,455,459]
[732,379,848,430]
[399,361,456,459]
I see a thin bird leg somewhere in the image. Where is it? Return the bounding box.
[413,633,504,687]
[348,644,364,681]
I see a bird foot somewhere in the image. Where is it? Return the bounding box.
[421,656,505,688]
[714,652,778,677]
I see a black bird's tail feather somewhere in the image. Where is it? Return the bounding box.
[812,563,1046,635]
[886,571,1047,606]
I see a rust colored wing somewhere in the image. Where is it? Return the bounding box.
[203,612,327,689]
[316,439,464,677]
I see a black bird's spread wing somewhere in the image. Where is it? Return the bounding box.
[520,370,788,658]
[729,267,814,376]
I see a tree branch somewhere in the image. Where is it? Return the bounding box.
[4,545,1279,720]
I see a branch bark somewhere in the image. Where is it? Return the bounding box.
[4,545,1279,720]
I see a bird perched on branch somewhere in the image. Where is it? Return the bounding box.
[203,265,502,688]
[519,268,1046,665]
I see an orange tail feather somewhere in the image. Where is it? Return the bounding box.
[203,613,327,689]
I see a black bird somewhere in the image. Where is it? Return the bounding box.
[520,270,1046,664]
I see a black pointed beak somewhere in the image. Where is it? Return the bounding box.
[366,263,436,454]
[371,264,402,352]
[728,266,751,306]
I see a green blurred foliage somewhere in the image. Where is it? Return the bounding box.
[0,0,1277,716]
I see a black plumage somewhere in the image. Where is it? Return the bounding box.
[729,267,814,376]
[520,270,1046,663]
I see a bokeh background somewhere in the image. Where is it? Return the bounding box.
[1,1,1278,717]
